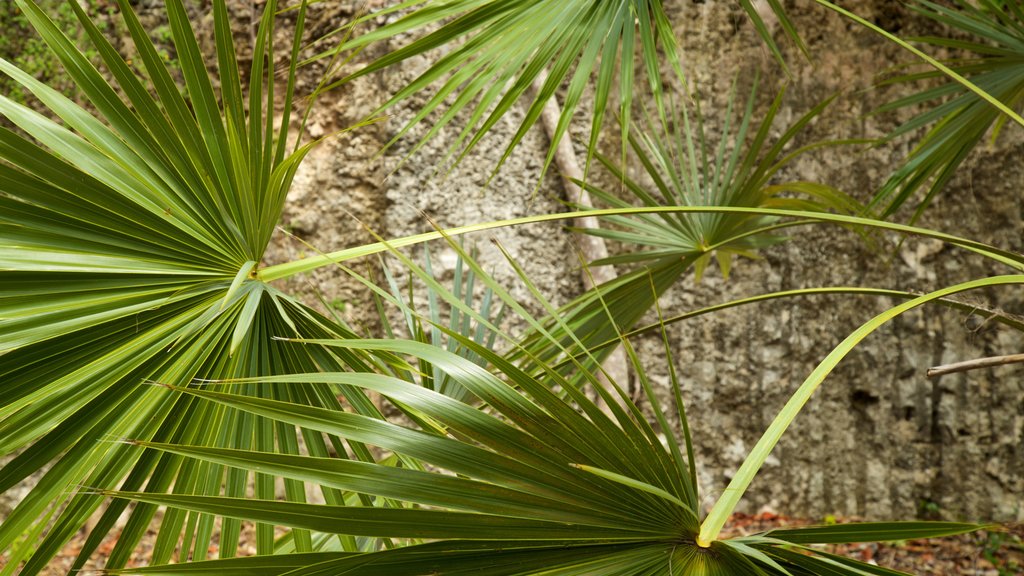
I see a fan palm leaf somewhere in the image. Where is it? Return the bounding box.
[512,78,862,384]
[807,0,1024,221]
[312,0,804,177]
[98,250,994,573]
[0,1,386,572]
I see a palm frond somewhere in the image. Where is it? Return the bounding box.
[869,0,1024,221]
[102,288,990,574]
[311,0,802,178]
[808,0,1024,222]
[103,331,700,571]
[582,78,859,276]
[0,1,387,572]
[514,78,861,385]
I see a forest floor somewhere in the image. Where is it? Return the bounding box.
[11,513,1022,575]
[721,513,1024,575]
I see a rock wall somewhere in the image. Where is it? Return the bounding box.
[273,0,1023,522]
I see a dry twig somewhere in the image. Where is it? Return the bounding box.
[528,71,630,402]
[927,353,1024,377]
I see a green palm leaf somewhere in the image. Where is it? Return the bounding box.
[870,0,1024,220]
[105,281,990,574]
[104,552,355,576]
[580,78,861,276]
[311,0,801,177]
[0,1,386,572]
[513,79,862,385]
[103,331,710,573]
[765,521,991,544]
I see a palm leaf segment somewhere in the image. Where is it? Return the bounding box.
[0,1,379,572]
[873,0,1024,220]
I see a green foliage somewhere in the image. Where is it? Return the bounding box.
[0,0,386,571]
[0,1,1020,575]
[317,0,684,178]
[872,0,1024,221]
[511,79,861,386]
[312,0,801,178]
[378,243,506,403]
[581,79,860,277]
[0,0,96,105]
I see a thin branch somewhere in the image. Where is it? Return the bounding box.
[528,71,629,402]
[530,70,614,288]
[927,353,1024,378]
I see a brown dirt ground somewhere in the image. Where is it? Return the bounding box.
[8,515,1021,575]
